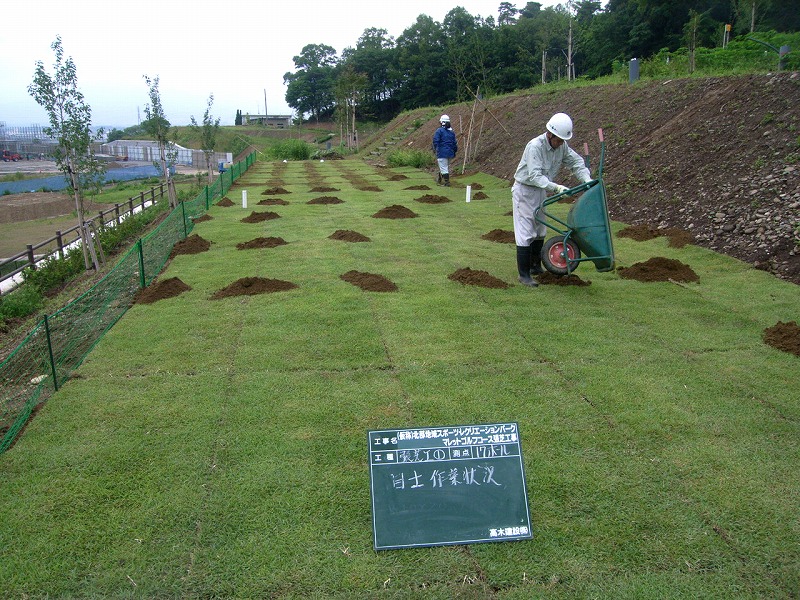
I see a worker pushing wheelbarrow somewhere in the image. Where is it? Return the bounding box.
[534,128,615,276]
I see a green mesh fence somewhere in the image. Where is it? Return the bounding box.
[0,152,256,453]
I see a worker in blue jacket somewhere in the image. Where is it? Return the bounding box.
[432,115,457,186]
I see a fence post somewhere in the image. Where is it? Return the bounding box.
[128,197,134,216]
[205,185,210,210]
[140,191,145,211]
[43,314,59,392]
[181,201,188,238]
[98,211,105,226]
[137,239,146,289]
[27,245,36,270]
[115,203,121,226]
[56,231,64,259]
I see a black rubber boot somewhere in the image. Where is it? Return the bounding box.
[516,246,538,287]
[437,173,443,185]
[443,173,450,187]
[530,238,545,275]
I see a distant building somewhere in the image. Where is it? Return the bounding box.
[99,140,231,167]
[242,114,293,128]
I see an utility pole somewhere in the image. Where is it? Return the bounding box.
[264,89,268,124]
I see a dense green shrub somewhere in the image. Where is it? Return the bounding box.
[386,149,434,169]
[0,284,44,322]
[21,247,85,294]
[268,139,313,161]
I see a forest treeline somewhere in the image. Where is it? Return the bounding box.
[280,0,798,124]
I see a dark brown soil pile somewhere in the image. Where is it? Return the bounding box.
[372,205,418,219]
[405,185,431,190]
[217,197,235,207]
[193,214,213,223]
[340,270,398,292]
[537,272,591,286]
[257,198,289,206]
[210,277,298,299]
[358,185,383,192]
[618,257,700,283]
[448,268,509,289]
[472,191,489,200]
[618,224,695,248]
[134,277,191,304]
[262,187,290,195]
[170,234,212,257]
[468,182,484,190]
[241,211,281,223]
[481,229,515,244]
[310,186,340,192]
[236,237,287,250]
[415,194,451,204]
[388,174,409,181]
[762,321,800,357]
[329,230,371,242]
[307,196,343,205]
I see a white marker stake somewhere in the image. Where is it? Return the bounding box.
[242,190,248,209]
[466,185,472,203]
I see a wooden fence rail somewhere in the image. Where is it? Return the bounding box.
[0,184,166,293]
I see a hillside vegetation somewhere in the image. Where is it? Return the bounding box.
[369,72,800,284]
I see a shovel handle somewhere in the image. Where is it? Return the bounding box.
[597,128,604,142]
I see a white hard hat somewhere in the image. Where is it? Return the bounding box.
[440,114,450,123]
[546,112,573,140]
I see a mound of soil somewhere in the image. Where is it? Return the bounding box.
[340,270,398,292]
[537,272,591,286]
[358,185,383,192]
[472,191,489,200]
[170,234,212,257]
[405,185,431,190]
[193,214,213,223]
[394,74,799,284]
[372,205,418,219]
[387,174,409,181]
[618,257,700,283]
[210,277,298,299]
[217,197,235,207]
[257,198,289,206]
[468,183,484,190]
[134,277,191,304]
[481,229,515,244]
[448,267,509,289]
[415,194,451,204]
[307,196,343,205]
[236,237,287,250]
[241,211,281,223]
[262,187,290,195]
[310,186,340,192]
[618,224,695,248]
[762,321,800,357]
[329,230,371,242]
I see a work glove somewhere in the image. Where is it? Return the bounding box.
[553,184,569,195]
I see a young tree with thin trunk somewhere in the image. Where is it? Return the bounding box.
[142,75,178,209]
[190,94,221,186]
[29,36,104,271]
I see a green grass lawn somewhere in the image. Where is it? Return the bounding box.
[0,159,797,598]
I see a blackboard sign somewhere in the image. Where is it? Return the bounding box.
[368,422,532,550]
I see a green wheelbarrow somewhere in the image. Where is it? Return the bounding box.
[534,130,615,276]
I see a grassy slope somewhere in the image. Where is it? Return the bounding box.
[0,160,797,598]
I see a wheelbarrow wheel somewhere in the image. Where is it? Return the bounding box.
[542,237,581,276]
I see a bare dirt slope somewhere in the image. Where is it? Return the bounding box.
[371,73,800,284]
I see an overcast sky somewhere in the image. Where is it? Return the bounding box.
[1,0,569,129]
